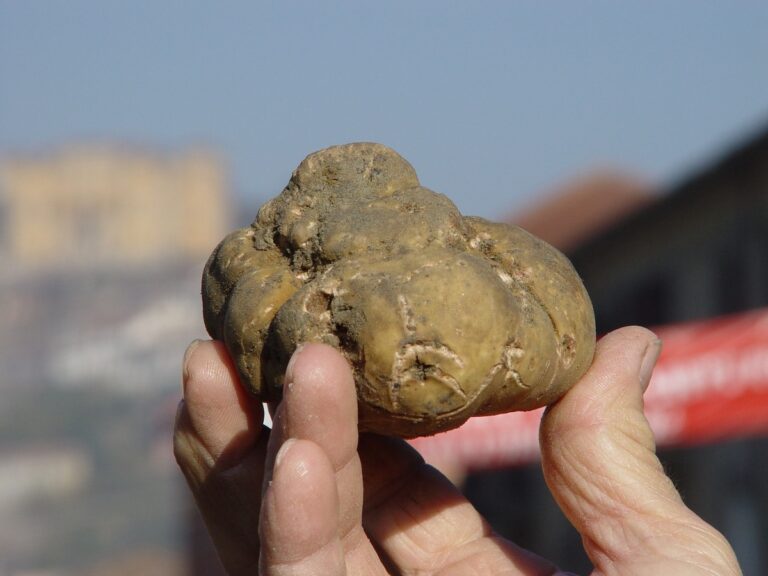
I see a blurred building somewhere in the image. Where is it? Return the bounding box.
[0,144,233,575]
[0,144,232,391]
[512,169,655,253]
[0,146,229,274]
[466,124,768,573]
[571,130,768,329]
[0,445,92,512]
[81,550,186,576]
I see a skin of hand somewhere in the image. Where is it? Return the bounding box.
[174,327,742,575]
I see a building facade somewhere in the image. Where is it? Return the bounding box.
[0,146,229,273]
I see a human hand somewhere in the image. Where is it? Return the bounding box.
[174,327,741,575]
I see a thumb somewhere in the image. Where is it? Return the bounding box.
[540,327,741,575]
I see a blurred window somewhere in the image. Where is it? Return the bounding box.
[718,245,749,314]
[718,233,768,313]
[73,203,106,259]
[597,275,670,332]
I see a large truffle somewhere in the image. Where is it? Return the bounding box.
[202,143,595,437]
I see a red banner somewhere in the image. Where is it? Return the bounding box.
[409,307,768,470]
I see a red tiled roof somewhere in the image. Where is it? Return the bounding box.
[508,170,657,252]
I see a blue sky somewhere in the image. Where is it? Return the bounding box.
[2,1,768,218]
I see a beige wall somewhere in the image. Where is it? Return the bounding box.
[0,146,231,270]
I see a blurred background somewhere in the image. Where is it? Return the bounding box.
[1,2,767,574]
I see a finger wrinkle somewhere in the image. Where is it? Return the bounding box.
[547,440,701,569]
[173,426,216,489]
[340,523,369,555]
[643,517,742,575]
[175,405,261,486]
[412,534,557,576]
[550,432,669,521]
[183,341,232,392]
[185,359,234,401]
[366,466,488,569]
[362,457,424,515]
[335,456,364,533]
[542,388,642,443]
[338,526,395,576]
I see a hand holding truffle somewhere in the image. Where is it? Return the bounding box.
[176,145,741,575]
[175,329,741,575]
[202,143,595,437]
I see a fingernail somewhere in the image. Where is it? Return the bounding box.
[275,438,296,469]
[284,343,308,385]
[182,339,204,384]
[639,339,662,391]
